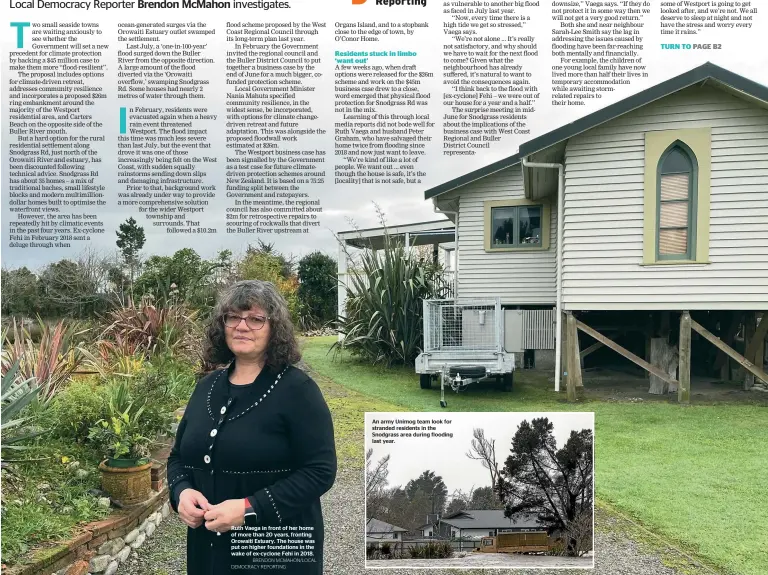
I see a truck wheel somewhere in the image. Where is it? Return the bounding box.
[420,374,432,389]
[502,373,514,392]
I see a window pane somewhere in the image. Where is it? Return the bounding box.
[519,206,542,245]
[660,173,689,201]
[661,147,692,174]
[492,207,515,246]
[659,229,688,255]
[660,201,688,228]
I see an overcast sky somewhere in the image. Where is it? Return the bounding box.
[4,3,765,269]
[366,412,593,496]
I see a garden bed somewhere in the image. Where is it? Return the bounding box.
[3,489,171,575]
[2,437,173,575]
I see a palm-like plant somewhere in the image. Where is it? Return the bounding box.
[99,297,200,361]
[88,385,151,462]
[1,319,85,403]
[332,210,449,366]
[80,339,146,379]
[1,359,45,453]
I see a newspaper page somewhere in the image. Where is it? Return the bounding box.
[2,0,767,574]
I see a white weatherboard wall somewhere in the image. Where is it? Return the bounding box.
[441,166,557,305]
[562,85,768,311]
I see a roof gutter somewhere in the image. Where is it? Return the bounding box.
[521,157,564,393]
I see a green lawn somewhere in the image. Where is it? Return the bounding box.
[303,336,768,575]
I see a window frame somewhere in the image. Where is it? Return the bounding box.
[655,141,699,261]
[484,199,551,252]
[643,127,711,266]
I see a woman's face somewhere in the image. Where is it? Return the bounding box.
[223,304,271,362]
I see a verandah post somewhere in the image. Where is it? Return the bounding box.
[679,311,691,404]
[744,312,756,390]
[561,310,568,391]
[566,312,581,402]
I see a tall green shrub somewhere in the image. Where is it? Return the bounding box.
[297,251,337,329]
[332,229,448,366]
[408,541,453,559]
[237,250,299,323]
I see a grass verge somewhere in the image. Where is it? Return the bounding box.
[304,336,768,575]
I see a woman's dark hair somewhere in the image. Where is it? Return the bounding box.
[203,280,301,369]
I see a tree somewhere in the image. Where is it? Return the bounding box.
[133,248,224,308]
[366,449,391,519]
[496,418,593,557]
[246,240,295,279]
[445,490,470,515]
[445,485,502,516]
[37,250,111,318]
[466,427,500,488]
[297,251,337,329]
[115,217,146,286]
[212,249,235,288]
[1,267,40,316]
[106,262,130,299]
[405,470,448,517]
[469,486,504,510]
[382,486,433,532]
[237,247,299,322]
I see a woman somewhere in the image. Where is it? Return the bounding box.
[166,280,337,575]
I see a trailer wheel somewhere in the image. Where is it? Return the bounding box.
[502,372,514,392]
[419,374,432,389]
[440,400,447,408]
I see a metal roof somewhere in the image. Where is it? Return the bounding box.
[437,510,545,530]
[424,153,521,200]
[338,219,455,250]
[338,219,454,238]
[519,61,768,157]
[424,62,768,201]
[366,518,408,534]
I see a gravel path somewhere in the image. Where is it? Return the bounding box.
[130,468,711,575]
[366,554,593,569]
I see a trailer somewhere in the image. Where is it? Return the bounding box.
[415,298,515,407]
[475,532,552,554]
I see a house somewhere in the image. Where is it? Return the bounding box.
[425,62,768,396]
[366,518,409,549]
[418,510,545,540]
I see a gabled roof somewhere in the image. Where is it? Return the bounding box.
[424,153,520,200]
[518,61,768,158]
[436,509,544,530]
[366,518,408,534]
[338,218,454,250]
[424,62,768,201]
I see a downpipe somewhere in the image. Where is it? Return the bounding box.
[433,203,458,300]
[521,158,565,392]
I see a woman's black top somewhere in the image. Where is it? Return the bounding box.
[166,363,337,575]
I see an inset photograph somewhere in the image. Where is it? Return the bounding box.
[365,412,594,569]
